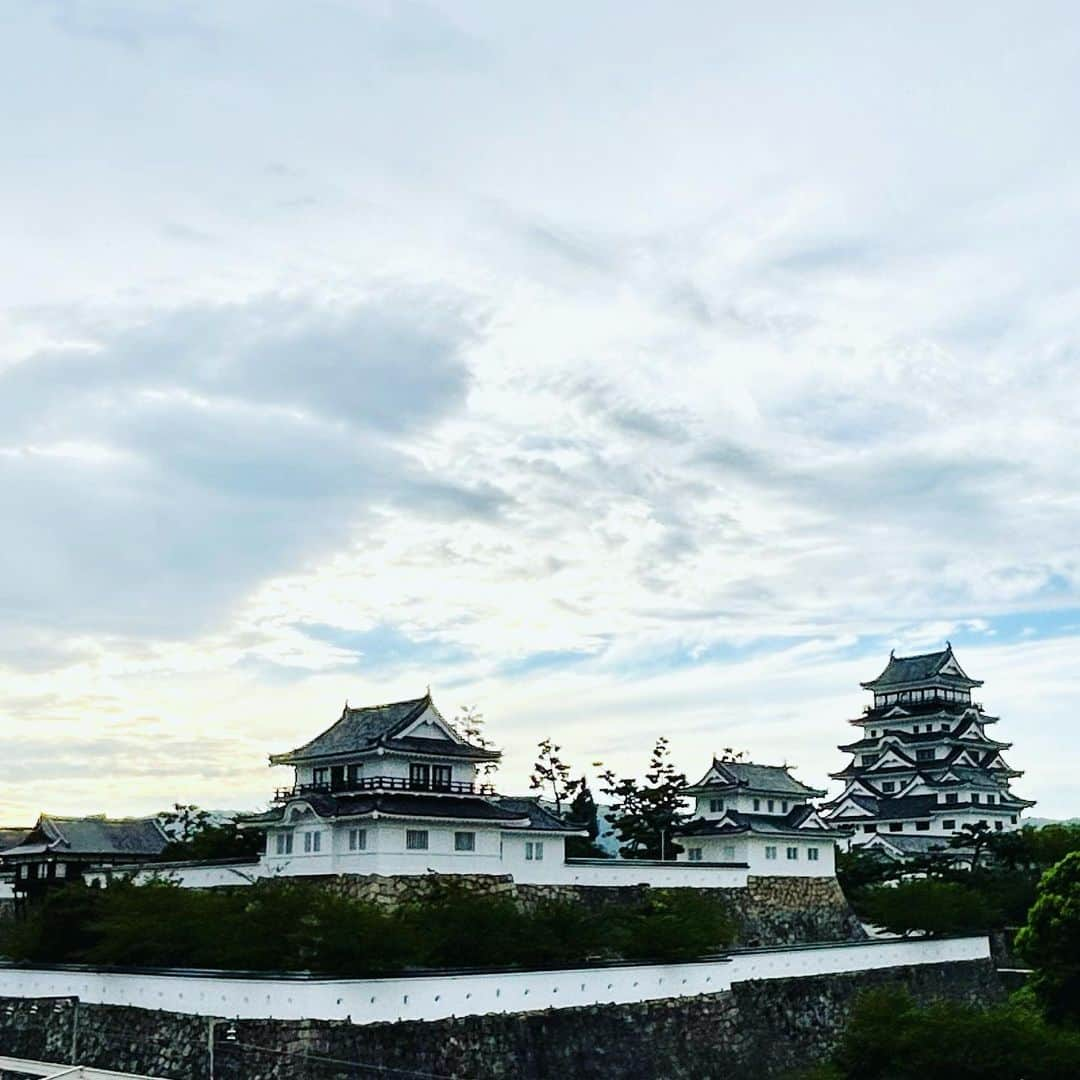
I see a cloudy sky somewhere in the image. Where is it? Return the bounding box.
[2,2,1079,822]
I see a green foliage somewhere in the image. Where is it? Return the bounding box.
[1016,850,1080,1024]
[600,737,688,860]
[810,987,1080,1079]
[614,889,735,961]
[0,877,735,973]
[529,739,583,816]
[860,879,1000,936]
[157,804,263,862]
[565,781,608,858]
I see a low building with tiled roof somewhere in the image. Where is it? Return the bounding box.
[822,645,1035,857]
[240,693,586,880]
[2,814,167,898]
[673,759,849,875]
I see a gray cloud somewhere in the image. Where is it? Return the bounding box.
[0,294,504,643]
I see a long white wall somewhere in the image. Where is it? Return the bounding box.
[0,937,990,1024]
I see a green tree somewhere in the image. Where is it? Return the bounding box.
[157,804,263,862]
[861,879,1000,937]
[564,778,608,858]
[600,737,688,860]
[948,820,993,869]
[1016,849,1080,1024]
[453,704,498,776]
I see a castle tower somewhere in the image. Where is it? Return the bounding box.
[820,645,1035,858]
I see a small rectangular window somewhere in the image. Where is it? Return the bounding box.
[881,781,895,793]
[916,749,934,762]
[722,845,736,860]
[753,799,761,811]
[767,800,775,812]
[864,824,877,833]
[995,821,1003,831]
[972,793,980,804]
[889,823,903,832]
[709,798,724,813]
[807,848,819,861]
[312,767,328,787]
[687,847,703,862]
[303,831,312,853]
[916,821,930,831]
[525,840,545,861]
[1010,815,1017,824]
[781,801,788,813]
[454,831,476,852]
[765,845,777,860]
[943,819,956,830]
[348,829,367,851]
[432,765,452,790]
[406,829,429,851]
[786,846,798,860]
[946,793,958,805]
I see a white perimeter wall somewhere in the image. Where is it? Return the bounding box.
[0,937,990,1024]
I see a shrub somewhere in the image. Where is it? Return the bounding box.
[615,889,735,961]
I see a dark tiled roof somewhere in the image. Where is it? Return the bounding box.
[689,760,825,798]
[381,736,499,759]
[856,701,992,724]
[861,646,982,690]
[675,806,845,839]
[3,815,166,859]
[871,795,940,821]
[493,797,585,834]
[244,792,531,826]
[270,694,500,765]
[860,834,953,856]
[0,827,30,852]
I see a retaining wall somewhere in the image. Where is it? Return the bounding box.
[0,953,1002,1079]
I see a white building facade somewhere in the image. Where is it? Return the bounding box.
[242,694,585,879]
[672,759,848,876]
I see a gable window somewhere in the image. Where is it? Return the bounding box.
[303,831,321,853]
[454,831,476,852]
[432,765,453,791]
[525,841,544,861]
[409,764,431,790]
[943,819,956,830]
[765,846,777,860]
[786,847,798,860]
[709,798,724,813]
[406,829,429,851]
[807,847,819,861]
[275,833,293,856]
[687,847,703,862]
[348,829,367,851]
[861,754,880,766]
[889,823,903,832]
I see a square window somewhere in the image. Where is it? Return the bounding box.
[881,781,895,793]
[807,848,819,861]
[454,831,476,852]
[688,847,703,862]
[348,829,367,851]
[946,793,958,805]
[765,846,777,860]
[864,824,877,833]
[916,821,930,831]
[972,794,980,804]
[995,821,1004,831]
[525,840,544,861]
[786,847,798,860]
[709,798,724,813]
[55,863,67,878]
[722,845,736,860]
[406,829,429,851]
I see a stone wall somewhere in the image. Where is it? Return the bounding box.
[317,872,866,945]
[0,959,1000,1079]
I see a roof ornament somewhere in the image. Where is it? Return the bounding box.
[946,639,952,650]
[889,648,895,659]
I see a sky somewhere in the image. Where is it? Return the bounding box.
[1,1,1079,822]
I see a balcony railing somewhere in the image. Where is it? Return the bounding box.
[273,776,496,802]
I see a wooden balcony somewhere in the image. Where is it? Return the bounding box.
[273,776,496,802]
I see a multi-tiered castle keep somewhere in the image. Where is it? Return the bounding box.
[821,644,1034,857]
